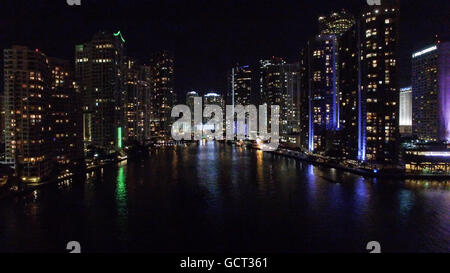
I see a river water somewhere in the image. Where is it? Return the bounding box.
[0,142,449,252]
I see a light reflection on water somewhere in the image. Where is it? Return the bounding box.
[0,142,449,253]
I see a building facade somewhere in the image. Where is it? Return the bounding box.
[359,4,400,165]
[124,58,151,145]
[411,42,450,142]
[75,31,125,153]
[2,46,53,182]
[302,10,358,157]
[149,51,176,141]
[48,57,84,169]
[229,65,252,106]
[260,57,300,144]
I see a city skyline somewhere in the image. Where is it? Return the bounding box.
[0,0,448,100]
[0,0,449,257]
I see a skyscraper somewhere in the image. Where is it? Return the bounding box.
[149,51,176,140]
[359,3,400,165]
[260,57,300,143]
[412,42,450,142]
[186,91,200,112]
[124,58,151,145]
[335,12,359,159]
[2,46,53,182]
[203,92,224,136]
[229,65,252,106]
[303,10,357,156]
[48,57,84,168]
[75,31,125,153]
[306,34,339,153]
[186,91,200,135]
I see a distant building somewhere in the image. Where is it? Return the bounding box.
[149,50,176,140]
[260,57,300,144]
[124,58,151,145]
[404,142,450,175]
[203,92,224,108]
[399,86,412,135]
[412,42,450,142]
[186,91,200,135]
[48,57,84,168]
[203,92,224,135]
[229,65,252,106]
[75,31,125,153]
[186,91,200,113]
[2,46,53,182]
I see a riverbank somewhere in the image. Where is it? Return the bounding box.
[0,156,130,201]
[248,144,450,180]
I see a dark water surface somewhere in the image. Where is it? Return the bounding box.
[0,142,449,252]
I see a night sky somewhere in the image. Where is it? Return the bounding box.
[1,0,449,101]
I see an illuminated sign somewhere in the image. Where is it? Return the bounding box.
[419,151,450,157]
[412,45,437,58]
[113,31,126,43]
[117,127,122,149]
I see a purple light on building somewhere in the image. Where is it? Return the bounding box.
[438,43,450,142]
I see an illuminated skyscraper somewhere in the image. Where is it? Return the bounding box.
[48,57,84,168]
[412,42,450,142]
[359,4,400,164]
[186,91,200,135]
[75,31,125,153]
[124,58,151,145]
[203,92,224,135]
[303,10,357,155]
[149,50,176,140]
[2,46,53,182]
[186,91,200,112]
[306,35,339,152]
[399,86,412,135]
[229,65,252,106]
[336,16,359,159]
[260,57,300,143]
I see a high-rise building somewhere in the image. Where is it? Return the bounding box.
[260,57,300,143]
[186,91,200,135]
[186,91,200,113]
[149,51,176,140]
[399,86,412,135]
[2,46,53,182]
[359,3,400,164]
[229,65,252,106]
[75,30,125,153]
[48,57,84,168]
[203,92,224,136]
[123,58,151,145]
[299,49,311,151]
[412,42,450,142]
[305,35,339,153]
[302,10,358,156]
